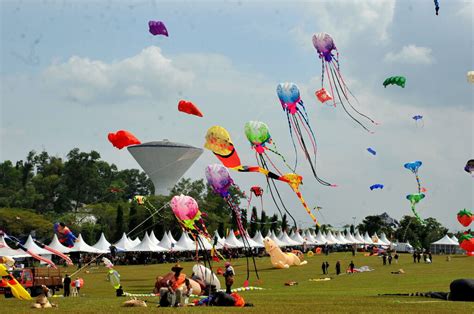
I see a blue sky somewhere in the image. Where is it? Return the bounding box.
[1,0,472,230]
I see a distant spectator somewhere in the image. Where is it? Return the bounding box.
[394,253,399,264]
[63,274,71,297]
[335,261,341,275]
[382,254,387,265]
[388,254,392,265]
[325,261,330,274]
[349,261,355,273]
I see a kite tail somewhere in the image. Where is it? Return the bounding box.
[324,62,337,107]
[411,204,425,225]
[331,62,378,126]
[262,152,284,176]
[22,246,57,269]
[34,240,73,266]
[267,142,295,173]
[286,113,299,172]
[294,190,319,227]
[415,174,421,193]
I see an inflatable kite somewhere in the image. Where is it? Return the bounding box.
[204,125,319,226]
[459,233,474,255]
[263,237,307,269]
[54,222,77,248]
[108,130,141,149]
[108,269,121,289]
[404,161,423,193]
[192,264,222,290]
[367,148,376,156]
[406,193,426,224]
[312,32,378,132]
[148,20,168,36]
[464,159,474,175]
[467,71,474,84]
[3,234,57,269]
[170,194,210,240]
[205,164,259,283]
[370,184,384,191]
[33,239,73,265]
[434,0,440,15]
[276,83,334,186]
[383,76,406,88]
[457,209,473,227]
[412,115,424,127]
[0,264,32,300]
[178,100,203,117]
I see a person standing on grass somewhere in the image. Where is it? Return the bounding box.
[322,262,326,275]
[336,261,341,275]
[428,252,432,263]
[388,254,392,265]
[413,252,417,263]
[382,254,387,265]
[417,252,421,263]
[394,253,399,264]
[349,261,355,273]
[75,277,81,295]
[325,261,330,274]
[63,274,71,297]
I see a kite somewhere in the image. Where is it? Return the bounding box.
[250,186,263,197]
[367,148,376,156]
[369,184,384,191]
[170,194,210,240]
[33,239,73,265]
[412,115,424,127]
[276,83,334,186]
[404,161,423,192]
[312,32,378,132]
[204,125,321,226]
[383,76,406,88]
[434,0,440,15]
[458,233,474,255]
[406,193,426,224]
[54,222,77,248]
[467,71,474,84]
[148,20,168,36]
[464,159,474,175]
[108,130,141,149]
[205,164,259,284]
[2,233,57,269]
[457,209,473,227]
[178,100,203,117]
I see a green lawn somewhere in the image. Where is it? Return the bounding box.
[3,252,474,313]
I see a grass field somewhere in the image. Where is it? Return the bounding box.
[3,252,474,313]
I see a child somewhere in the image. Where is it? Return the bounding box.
[223,262,235,294]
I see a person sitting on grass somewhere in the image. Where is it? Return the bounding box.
[159,264,191,307]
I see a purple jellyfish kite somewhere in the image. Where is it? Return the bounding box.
[148,20,168,36]
[312,33,378,132]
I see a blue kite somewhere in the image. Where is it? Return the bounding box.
[369,184,384,191]
[367,148,376,156]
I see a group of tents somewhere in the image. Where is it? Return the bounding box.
[0,230,460,256]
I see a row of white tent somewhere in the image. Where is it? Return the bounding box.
[1,229,403,257]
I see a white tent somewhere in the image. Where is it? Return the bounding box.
[430,235,458,254]
[130,237,141,246]
[380,233,391,245]
[290,230,306,245]
[278,231,300,246]
[252,230,264,247]
[174,232,196,251]
[269,231,287,247]
[354,231,365,244]
[314,230,328,245]
[158,233,175,250]
[47,234,71,253]
[24,235,50,255]
[363,232,374,245]
[69,234,102,253]
[303,230,318,245]
[224,230,244,248]
[344,231,359,244]
[167,231,178,244]
[450,235,458,244]
[325,231,339,245]
[149,231,160,245]
[241,232,263,248]
[114,233,136,251]
[334,232,350,245]
[0,235,29,257]
[92,233,111,253]
[131,233,166,252]
[371,233,388,246]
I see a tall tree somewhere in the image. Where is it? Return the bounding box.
[357,215,394,236]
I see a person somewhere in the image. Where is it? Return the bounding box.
[394,253,399,264]
[74,277,81,295]
[321,262,326,275]
[324,243,329,256]
[335,261,341,275]
[116,285,124,297]
[382,254,387,265]
[417,252,421,263]
[63,274,71,297]
[413,252,417,263]
[325,261,329,275]
[428,252,432,263]
[223,262,235,294]
[351,246,356,256]
[159,263,190,307]
[349,261,355,273]
[388,254,392,265]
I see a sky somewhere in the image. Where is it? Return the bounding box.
[1,0,473,231]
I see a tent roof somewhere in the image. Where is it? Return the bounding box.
[290,230,305,245]
[24,235,50,255]
[241,232,263,248]
[314,230,329,245]
[380,233,391,245]
[158,233,175,250]
[450,235,458,243]
[354,231,365,244]
[431,235,458,245]
[47,234,71,253]
[167,231,177,244]
[174,232,195,251]
[334,231,350,244]
[371,233,388,246]
[269,231,287,247]
[149,231,159,245]
[344,231,359,244]
[0,235,29,257]
[325,231,339,245]
[279,231,300,246]
[131,233,167,252]
[363,232,374,245]
[69,234,102,253]
[252,230,264,246]
[303,230,318,245]
[114,233,136,251]
[224,230,244,248]
[92,233,111,253]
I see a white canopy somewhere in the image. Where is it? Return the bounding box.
[431,235,458,245]
[130,237,141,246]
[354,231,365,244]
[450,235,458,243]
[290,230,306,245]
[334,231,350,244]
[0,235,29,257]
[303,230,318,245]
[131,233,166,252]
[371,232,388,246]
[325,231,338,245]
[241,232,263,248]
[363,232,374,245]
[24,235,50,255]
[315,230,329,245]
[167,231,177,244]
[196,235,213,250]
[344,231,359,244]
[92,233,111,253]
[224,230,244,248]
[380,233,391,245]
[149,231,160,245]
[269,231,287,247]
[252,230,264,247]
[114,233,136,251]
[278,231,300,246]
[69,234,102,253]
[158,232,175,250]
[174,232,196,251]
[47,234,71,253]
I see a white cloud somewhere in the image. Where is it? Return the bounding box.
[456,1,473,21]
[384,45,435,65]
[42,46,194,105]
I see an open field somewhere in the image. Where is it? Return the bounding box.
[2,252,474,313]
